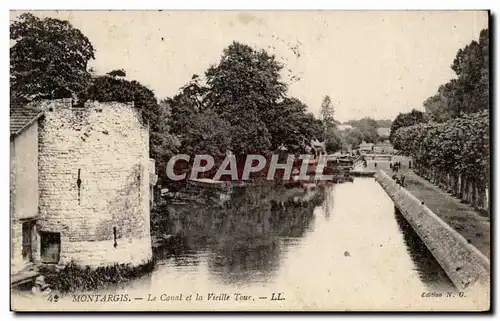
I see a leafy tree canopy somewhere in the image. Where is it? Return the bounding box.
[320,95,335,125]
[375,119,392,128]
[389,109,426,148]
[392,110,489,184]
[180,110,233,156]
[423,28,489,122]
[346,117,379,143]
[167,41,324,156]
[10,14,180,183]
[342,128,364,149]
[10,13,95,103]
[106,69,127,78]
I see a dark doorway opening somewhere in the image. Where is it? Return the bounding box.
[40,232,61,264]
[22,220,36,263]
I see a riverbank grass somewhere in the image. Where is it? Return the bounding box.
[400,171,490,259]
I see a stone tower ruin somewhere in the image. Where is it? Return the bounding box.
[35,99,152,268]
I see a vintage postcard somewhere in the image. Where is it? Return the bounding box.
[9,10,490,312]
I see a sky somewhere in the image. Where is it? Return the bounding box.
[10,10,488,122]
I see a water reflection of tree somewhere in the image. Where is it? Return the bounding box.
[152,181,324,285]
[269,193,323,237]
[393,207,456,291]
[321,186,335,220]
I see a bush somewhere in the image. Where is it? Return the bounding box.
[39,260,155,293]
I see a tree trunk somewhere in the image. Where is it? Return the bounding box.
[452,174,459,196]
[460,176,466,201]
[477,184,485,209]
[437,168,442,186]
[467,180,474,204]
[441,171,446,190]
[471,181,478,207]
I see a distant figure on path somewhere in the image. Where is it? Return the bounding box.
[374,162,377,168]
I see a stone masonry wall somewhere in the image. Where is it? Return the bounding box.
[11,222,22,274]
[37,99,152,267]
[375,170,490,292]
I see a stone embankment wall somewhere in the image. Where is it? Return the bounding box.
[375,170,490,292]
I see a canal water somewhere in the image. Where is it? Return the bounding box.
[13,177,461,311]
[117,177,455,310]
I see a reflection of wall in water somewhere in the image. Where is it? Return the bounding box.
[393,207,455,291]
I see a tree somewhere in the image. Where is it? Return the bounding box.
[390,28,490,210]
[324,127,343,153]
[342,127,364,149]
[392,111,489,209]
[389,109,425,147]
[167,42,327,157]
[449,28,489,116]
[320,95,335,129]
[106,69,126,78]
[423,28,489,122]
[268,98,312,152]
[86,75,163,127]
[150,100,180,174]
[423,86,453,123]
[347,117,379,143]
[375,119,392,128]
[10,13,95,103]
[204,41,287,154]
[167,74,208,135]
[166,77,231,156]
[180,110,232,156]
